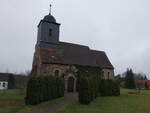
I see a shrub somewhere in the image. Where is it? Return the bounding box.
[145,82,149,90]
[112,81,120,96]
[79,77,92,104]
[25,76,64,105]
[99,80,107,96]
[90,76,99,99]
[79,78,120,105]
[76,65,120,104]
[99,80,120,96]
[79,75,100,104]
[8,74,15,89]
[25,76,40,105]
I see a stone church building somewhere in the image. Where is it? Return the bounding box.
[31,9,114,92]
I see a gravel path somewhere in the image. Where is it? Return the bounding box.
[24,93,78,113]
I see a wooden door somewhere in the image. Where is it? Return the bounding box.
[67,77,74,92]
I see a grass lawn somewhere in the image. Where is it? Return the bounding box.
[57,89,150,113]
[0,89,65,113]
[0,89,42,113]
[0,89,27,113]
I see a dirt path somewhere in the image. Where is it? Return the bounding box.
[24,93,78,113]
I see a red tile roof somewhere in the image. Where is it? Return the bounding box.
[136,80,150,83]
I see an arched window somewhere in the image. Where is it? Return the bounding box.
[101,71,104,78]
[108,72,110,79]
[54,70,59,76]
[49,29,52,36]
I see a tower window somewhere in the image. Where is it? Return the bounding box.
[49,29,52,36]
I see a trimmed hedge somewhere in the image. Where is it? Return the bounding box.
[79,77,92,104]
[79,78,120,104]
[25,76,64,105]
[79,76,100,104]
[77,66,120,104]
[99,80,120,96]
[77,65,102,104]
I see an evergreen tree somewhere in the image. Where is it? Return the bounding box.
[99,80,120,96]
[25,76,65,105]
[79,76,92,104]
[125,69,130,88]
[25,76,40,105]
[144,76,148,80]
[145,82,148,90]
[115,74,122,86]
[125,68,135,89]
[8,74,15,89]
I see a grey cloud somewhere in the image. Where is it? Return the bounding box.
[0,0,150,77]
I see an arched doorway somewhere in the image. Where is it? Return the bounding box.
[54,70,59,76]
[67,77,75,92]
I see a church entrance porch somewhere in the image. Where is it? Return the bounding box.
[67,77,75,92]
[65,73,77,92]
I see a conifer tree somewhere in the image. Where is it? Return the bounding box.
[145,82,148,90]
[144,76,148,80]
[8,74,15,89]
[125,68,135,89]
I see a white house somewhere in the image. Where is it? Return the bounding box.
[0,81,8,90]
[0,73,9,90]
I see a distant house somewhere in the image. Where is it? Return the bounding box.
[136,80,150,89]
[0,73,10,90]
[0,73,29,90]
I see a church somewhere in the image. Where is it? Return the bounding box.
[31,7,114,92]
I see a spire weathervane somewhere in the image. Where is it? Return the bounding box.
[49,4,52,15]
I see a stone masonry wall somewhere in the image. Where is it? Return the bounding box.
[102,69,114,80]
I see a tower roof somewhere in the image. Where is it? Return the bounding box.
[43,14,56,23]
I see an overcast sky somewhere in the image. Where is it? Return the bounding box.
[0,0,150,77]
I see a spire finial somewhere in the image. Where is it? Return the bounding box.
[49,4,52,15]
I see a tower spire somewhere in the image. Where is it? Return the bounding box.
[49,4,52,15]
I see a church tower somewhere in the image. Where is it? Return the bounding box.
[36,6,60,49]
[32,5,61,75]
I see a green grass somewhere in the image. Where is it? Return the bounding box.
[57,89,150,113]
[1,89,150,113]
[0,89,40,113]
[0,89,26,113]
[0,89,65,113]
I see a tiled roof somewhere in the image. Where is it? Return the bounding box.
[39,41,114,69]
[0,73,13,81]
[136,80,150,83]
